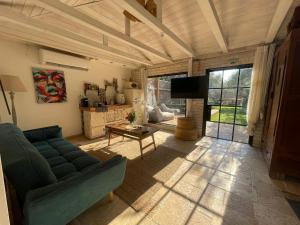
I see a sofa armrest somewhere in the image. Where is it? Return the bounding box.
[23,155,127,225]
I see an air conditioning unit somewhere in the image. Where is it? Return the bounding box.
[39,49,90,70]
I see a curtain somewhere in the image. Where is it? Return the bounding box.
[247,44,276,135]
[140,67,152,123]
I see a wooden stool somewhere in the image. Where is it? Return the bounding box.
[175,117,198,141]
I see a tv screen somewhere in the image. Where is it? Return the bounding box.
[171,76,206,99]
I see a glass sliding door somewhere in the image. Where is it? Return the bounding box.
[146,73,187,126]
[205,65,252,143]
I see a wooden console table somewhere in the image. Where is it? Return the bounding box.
[81,105,133,139]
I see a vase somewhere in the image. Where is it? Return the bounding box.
[116,93,125,104]
[105,85,116,105]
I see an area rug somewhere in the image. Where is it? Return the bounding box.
[82,139,187,213]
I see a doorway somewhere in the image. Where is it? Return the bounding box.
[205,65,252,143]
[146,73,187,126]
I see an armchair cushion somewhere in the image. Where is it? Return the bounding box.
[159,103,180,114]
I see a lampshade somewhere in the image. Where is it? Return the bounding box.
[0,75,27,92]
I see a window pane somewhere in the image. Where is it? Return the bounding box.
[235,107,247,125]
[209,71,222,88]
[208,89,221,105]
[206,121,218,137]
[223,69,239,88]
[210,106,220,122]
[237,88,250,107]
[220,106,235,124]
[233,125,249,143]
[221,89,237,106]
[239,68,252,87]
[219,124,233,140]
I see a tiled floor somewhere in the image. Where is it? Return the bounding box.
[69,132,300,225]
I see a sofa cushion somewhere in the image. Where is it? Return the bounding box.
[32,135,101,181]
[51,163,77,179]
[24,126,62,143]
[0,123,57,199]
[47,156,67,167]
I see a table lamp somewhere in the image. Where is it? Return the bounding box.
[0,75,27,126]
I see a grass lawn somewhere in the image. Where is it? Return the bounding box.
[211,106,247,125]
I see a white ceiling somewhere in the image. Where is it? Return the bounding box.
[0,0,298,68]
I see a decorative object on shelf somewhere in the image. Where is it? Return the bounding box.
[0,75,27,125]
[113,78,118,93]
[32,68,66,103]
[105,78,118,105]
[98,88,106,103]
[124,81,138,89]
[84,82,99,95]
[116,93,126,104]
[79,94,89,107]
[126,111,136,124]
[105,85,116,105]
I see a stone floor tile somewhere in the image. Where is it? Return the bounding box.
[197,150,225,168]
[172,179,206,203]
[185,206,215,225]
[186,147,208,162]
[210,171,253,199]
[148,191,195,225]
[180,164,215,189]
[254,203,300,225]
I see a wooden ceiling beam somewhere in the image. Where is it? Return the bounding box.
[196,0,228,52]
[0,8,153,66]
[265,0,293,43]
[117,0,195,57]
[31,0,172,62]
[0,28,140,69]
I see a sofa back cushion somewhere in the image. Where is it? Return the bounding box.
[0,123,57,199]
[23,125,62,143]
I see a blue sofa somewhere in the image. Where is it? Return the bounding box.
[0,123,127,225]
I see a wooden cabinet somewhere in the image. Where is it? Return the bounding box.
[82,105,133,139]
[262,28,300,178]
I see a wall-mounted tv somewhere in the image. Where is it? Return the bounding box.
[171,76,207,99]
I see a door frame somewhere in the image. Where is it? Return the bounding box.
[203,64,253,143]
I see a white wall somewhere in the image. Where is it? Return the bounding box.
[0,38,132,137]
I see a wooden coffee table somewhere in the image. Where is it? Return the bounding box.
[106,123,159,159]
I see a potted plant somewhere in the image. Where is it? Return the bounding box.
[126,111,136,125]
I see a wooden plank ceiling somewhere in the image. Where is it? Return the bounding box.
[0,0,297,68]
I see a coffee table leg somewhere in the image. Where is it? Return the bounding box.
[152,134,157,151]
[139,140,143,159]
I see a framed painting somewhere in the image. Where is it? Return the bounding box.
[32,68,67,103]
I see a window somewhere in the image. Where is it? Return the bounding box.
[146,73,187,126]
[205,65,252,143]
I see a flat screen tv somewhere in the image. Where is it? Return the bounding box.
[171,76,206,99]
